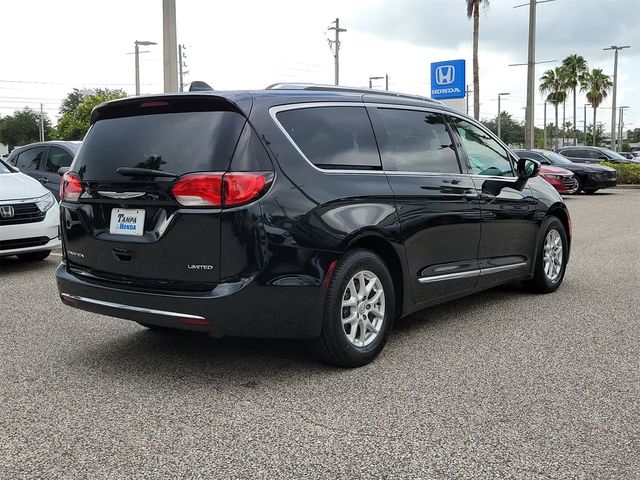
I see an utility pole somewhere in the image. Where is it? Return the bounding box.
[583,104,588,146]
[466,85,472,115]
[178,44,188,92]
[328,18,346,86]
[385,74,389,91]
[604,45,630,151]
[163,0,178,93]
[134,40,156,95]
[497,92,510,140]
[543,100,547,149]
[39,103,44,141]
[516,0,557,149]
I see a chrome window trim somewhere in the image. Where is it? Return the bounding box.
[268,101,518,180]
[418,261,528,283]
[60,293,206,320]
[0,193,52,205]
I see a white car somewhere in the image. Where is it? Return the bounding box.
[0,158,61,260]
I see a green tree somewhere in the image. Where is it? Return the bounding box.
[539,67,567,149]
[482,111,524,146]
[586,122,606,147]
[59,88,86,115]
[0,107,53,149]
[561,54,588,146]
[581,68,612,146]
[56,88,127,140]
[466,0,489,121]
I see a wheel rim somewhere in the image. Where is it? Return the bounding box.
[543,229,563,282]
[341,270,385,347]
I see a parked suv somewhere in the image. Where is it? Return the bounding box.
[557,146,640,165]
[6,141,81,199]
[56,85,571,367]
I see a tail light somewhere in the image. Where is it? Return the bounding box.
[172,172,272,207]
[60,172,83,202]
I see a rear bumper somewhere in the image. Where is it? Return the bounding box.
[55,262,324,338]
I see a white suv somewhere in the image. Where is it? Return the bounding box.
[0,158,61,260]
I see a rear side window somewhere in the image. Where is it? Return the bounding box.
[375,109,460,173]
[562,149,586,158]
[277,106,381,170]
[73,111,246,180]
[46,146,74,172]
[16,147,46,171]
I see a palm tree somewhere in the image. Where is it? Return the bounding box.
[581,69,613,146]
[539,67,567,148]
[466,0,489,120]
[561,54,588,146]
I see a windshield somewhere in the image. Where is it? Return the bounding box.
[0,159,13,174]
[600,148,626,161]
[538,150,573,164]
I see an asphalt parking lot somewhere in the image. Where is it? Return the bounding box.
[1,189,639,479]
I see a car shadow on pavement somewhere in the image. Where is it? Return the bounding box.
[67,282,534,382]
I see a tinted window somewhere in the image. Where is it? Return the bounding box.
[376,109,460,173]
[560,149,582,158]
[45,146,74,172]
[451,118,513,176]
[15,147,46,171]
[73,111,246,181]
[515,151,546,163]
[583,149,604,159]
[537,150,573,164]
[277,107,380,170]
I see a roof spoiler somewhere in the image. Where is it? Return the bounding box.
[189,81,214,92]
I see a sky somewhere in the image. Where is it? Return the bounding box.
[0,0,638,133]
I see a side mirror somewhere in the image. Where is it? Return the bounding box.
[482,158,539,196]
[58,166,70,176]
[516,157,540,179]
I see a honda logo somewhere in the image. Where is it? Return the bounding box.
[435,65,455,85]
[0,206,15,218]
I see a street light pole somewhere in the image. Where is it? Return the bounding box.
[619,106,629,150]
[543,100,547,149]
[134,40,157,96]
[163,0,178,93]
[604,45,630,151]
[497,92,510,141]
[385,74,389,91]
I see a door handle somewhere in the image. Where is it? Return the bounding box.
[462,191,480,201]
[38,177,49,184]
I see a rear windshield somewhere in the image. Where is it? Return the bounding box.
[73,111,245,180]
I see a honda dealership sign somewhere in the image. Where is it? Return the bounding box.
[430,59,466,100]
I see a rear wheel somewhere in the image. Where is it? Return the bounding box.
[523,217,568,293]
[311,249,395,368]
[17,250,51,262]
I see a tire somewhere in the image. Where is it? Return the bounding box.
[523,217,568,294]
[17,250,51,261]
[310,249,395,368]
[584,189,599,194]
[573,176,582,194]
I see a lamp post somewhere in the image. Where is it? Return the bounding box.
[497,92,510,141]
[618,106,629,150]
[369,76,384,89]
[134,40,157,95]
[583,103,591,146]
[603,45,630,151]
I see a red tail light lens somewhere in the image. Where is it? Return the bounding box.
[60,172,83,202]
[224,173,267,206]
[172,172,271,207]
[172,173,223,206]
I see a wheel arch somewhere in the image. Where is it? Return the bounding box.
[345,234,407,319]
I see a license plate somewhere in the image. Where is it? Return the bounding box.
[109,208,145,236]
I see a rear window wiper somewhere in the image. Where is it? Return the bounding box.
[116,167,178,178]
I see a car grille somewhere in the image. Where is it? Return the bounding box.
[0,236,49,251]
[0,203,46,226]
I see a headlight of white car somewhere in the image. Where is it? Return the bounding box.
[35,192,55,212]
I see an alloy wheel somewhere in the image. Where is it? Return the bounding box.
[341,270,385,347]
[543,229,563,282]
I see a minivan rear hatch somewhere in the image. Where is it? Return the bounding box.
[61,95,252,292]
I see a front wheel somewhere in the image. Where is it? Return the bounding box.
[310,249,395,368]
[523,217,568,293]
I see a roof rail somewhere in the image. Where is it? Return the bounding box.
[265,83,442,105]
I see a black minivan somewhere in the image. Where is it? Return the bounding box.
[56,84,571,367]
